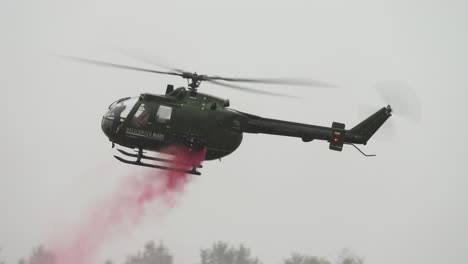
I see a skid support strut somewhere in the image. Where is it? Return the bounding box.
[114,148,202,175]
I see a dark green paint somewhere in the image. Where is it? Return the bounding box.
[102,87,392,161]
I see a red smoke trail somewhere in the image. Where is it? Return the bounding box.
[49,146,206,264]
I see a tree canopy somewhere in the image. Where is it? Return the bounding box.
[10,242,364,264]
[200,241,261,264]
[124,241,172,264]
[18,246,55,264]
[283,253,331,264]
[336,249,364,264]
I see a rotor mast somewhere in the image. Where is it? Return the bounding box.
[182,72,206,93]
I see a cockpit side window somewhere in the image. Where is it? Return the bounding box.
[132,103,153,127]
[119,98,137,120]
[156,105,172,123]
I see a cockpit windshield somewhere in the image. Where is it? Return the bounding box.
[104,97,138,121]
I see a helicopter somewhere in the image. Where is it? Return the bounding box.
[62,55,392,175]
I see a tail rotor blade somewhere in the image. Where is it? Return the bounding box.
[375,80,422,123]
[360,81,422,142]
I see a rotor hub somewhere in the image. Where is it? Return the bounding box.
[182,72,208,91]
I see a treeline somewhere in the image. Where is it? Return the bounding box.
[1,242,364,264]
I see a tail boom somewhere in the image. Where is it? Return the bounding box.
[238,105,392,152]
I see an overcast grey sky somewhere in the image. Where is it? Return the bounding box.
[1,0,467,263]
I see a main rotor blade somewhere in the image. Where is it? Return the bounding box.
[206,76,338,88]
[55,55,183,77]
[115,50,186,74]
[207,80,299,98]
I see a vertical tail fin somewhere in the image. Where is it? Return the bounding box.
[348,105,392,144]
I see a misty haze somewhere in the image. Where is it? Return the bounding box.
[1,1,467,264]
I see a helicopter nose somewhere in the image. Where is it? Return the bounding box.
[101,116,114,139]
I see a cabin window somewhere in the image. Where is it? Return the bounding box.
[156,105,172,123]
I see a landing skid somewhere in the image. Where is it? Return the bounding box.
[114,148,202,175]
[116,149,202,168]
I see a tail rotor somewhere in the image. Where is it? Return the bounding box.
[358,80,422,142]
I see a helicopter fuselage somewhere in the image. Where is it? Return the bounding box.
[102,87,246,160]
[101,86,392,167]
[59,55,393,174]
